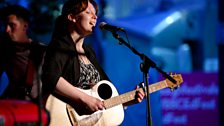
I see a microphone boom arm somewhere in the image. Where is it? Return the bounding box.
[112,32,177,84]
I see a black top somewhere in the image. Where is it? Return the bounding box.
[41,34,109,97]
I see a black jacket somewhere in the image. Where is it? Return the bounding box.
[41,34,109,96]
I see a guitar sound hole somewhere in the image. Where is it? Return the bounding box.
[98,83,112,100]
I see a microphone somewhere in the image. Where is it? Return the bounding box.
[99,22,124,32]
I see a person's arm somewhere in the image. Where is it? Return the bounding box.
[54,77,104,115]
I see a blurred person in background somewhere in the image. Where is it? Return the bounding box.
[0,4,46,102]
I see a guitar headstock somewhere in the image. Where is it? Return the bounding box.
[165,73,183,91]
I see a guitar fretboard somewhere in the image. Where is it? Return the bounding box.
[104,80,168,109]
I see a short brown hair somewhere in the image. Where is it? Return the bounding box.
[1,5,30,23]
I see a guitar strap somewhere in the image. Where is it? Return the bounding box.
[26,59,35,86]
[25,58,36,97]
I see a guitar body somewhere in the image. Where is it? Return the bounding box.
[45,80,124,126]
[46,95,71,126]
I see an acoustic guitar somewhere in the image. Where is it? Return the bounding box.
[46,74,183,126]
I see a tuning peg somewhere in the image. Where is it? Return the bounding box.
[170,88,174,92]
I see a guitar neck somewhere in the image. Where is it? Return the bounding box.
[104,80,168,109]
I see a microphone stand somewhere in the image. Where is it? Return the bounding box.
[111,32,177,126]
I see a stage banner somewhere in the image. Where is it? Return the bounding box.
[160,72,219,126]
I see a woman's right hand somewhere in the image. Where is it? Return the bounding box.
[82,93,104,113]
[55,77,105,115]
[78,93,105,115]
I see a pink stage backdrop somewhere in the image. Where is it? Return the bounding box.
[160,72,219,126]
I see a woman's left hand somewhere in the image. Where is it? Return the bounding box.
[135,86,145,103]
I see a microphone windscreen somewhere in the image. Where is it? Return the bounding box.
[99,22,107,30]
